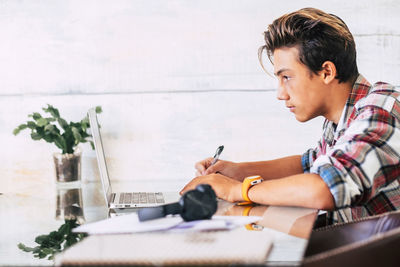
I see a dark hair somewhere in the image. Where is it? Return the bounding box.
[259,8,358,83]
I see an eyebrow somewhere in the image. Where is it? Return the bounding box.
[274,68,291,77]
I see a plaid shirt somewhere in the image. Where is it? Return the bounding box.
[302,74,400,224]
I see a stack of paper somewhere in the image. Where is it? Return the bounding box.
[73,213,262,234]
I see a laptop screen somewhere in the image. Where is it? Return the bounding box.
[88,108,113,206]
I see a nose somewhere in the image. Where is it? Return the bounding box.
[277,84,289,101]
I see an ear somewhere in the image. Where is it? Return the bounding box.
[320,61,337,84]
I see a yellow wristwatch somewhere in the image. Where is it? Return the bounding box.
[239,175,263,205]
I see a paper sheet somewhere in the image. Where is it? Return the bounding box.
[73,213,182,234]
[172,215,262,232]
[73,213,261,234]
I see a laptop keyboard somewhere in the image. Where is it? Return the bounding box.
[118,192,165,204]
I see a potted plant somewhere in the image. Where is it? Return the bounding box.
[13,104,102,183]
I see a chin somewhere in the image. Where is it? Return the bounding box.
[294,114,312,123]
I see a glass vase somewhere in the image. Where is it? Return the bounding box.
[53,149,82,184]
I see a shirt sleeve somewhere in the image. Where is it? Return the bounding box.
[309,105,399,209]
[301,148,317,173]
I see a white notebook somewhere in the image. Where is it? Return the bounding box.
[56,230,272,266]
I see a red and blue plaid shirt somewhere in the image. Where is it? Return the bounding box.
[302,74,400,224]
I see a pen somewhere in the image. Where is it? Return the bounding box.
[211,145,224,166]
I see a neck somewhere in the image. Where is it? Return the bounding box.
[324,80,353,124]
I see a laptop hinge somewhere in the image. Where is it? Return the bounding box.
[111,193,116,204]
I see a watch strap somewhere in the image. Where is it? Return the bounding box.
[241,175,263,204]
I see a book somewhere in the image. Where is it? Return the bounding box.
[56,230,272,266]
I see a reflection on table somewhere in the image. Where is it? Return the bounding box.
[0,179,317,266]
[219,202,317,239]
[56,187,85,224]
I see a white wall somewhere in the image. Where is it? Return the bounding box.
[1,0,399,183]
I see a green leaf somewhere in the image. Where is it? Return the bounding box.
[54,136,66,152]
[27,121,36,129]
[18,243,38,252]
[41,248,54,255]
[71,127,82,144]
[57,118,68,130]
[80,130,89,139]
[44,124,60,136]
[44,124,55,133]
[81,116,89,125]
[13,124,28,135]
[58,221,69,233]
[43,133,54,143]
[31,132,43,140]
[35,235,49,245]
[80,116,89,132]
[29,112,42,121]
[36,118,48,127]
[45,117,56,122]
[12,128,19,136]
[43,104,60,119]
[49,230,63,241]
[69,121,78,128]
[62,130,75,154]
[95,106,102,113]
[90,141,95,150]
[38,252,47,259]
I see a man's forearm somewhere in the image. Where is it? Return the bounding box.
[248,173,335,210]
[237,155,304,180]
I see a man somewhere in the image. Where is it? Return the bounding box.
[181,8,400,225]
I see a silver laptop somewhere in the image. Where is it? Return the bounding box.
[88,108,180,209]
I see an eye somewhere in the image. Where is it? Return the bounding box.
[283,75,291,81]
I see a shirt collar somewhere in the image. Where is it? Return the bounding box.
[334,74,372,140]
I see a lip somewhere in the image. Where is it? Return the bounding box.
[286,105,295,112]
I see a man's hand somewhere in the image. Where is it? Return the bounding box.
[195,158,243,181]
[180,173,243,202]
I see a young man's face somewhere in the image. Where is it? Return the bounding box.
[273,47,328,122]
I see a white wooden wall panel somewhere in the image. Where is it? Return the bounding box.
[0,0,399,96]
[1,93,324,182]
[0,0,398,183]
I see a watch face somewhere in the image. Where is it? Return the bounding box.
[250,179,263,186]
[251,224,264,231]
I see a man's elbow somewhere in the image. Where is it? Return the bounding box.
[313,181,336,210]
[317,194,335,210]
